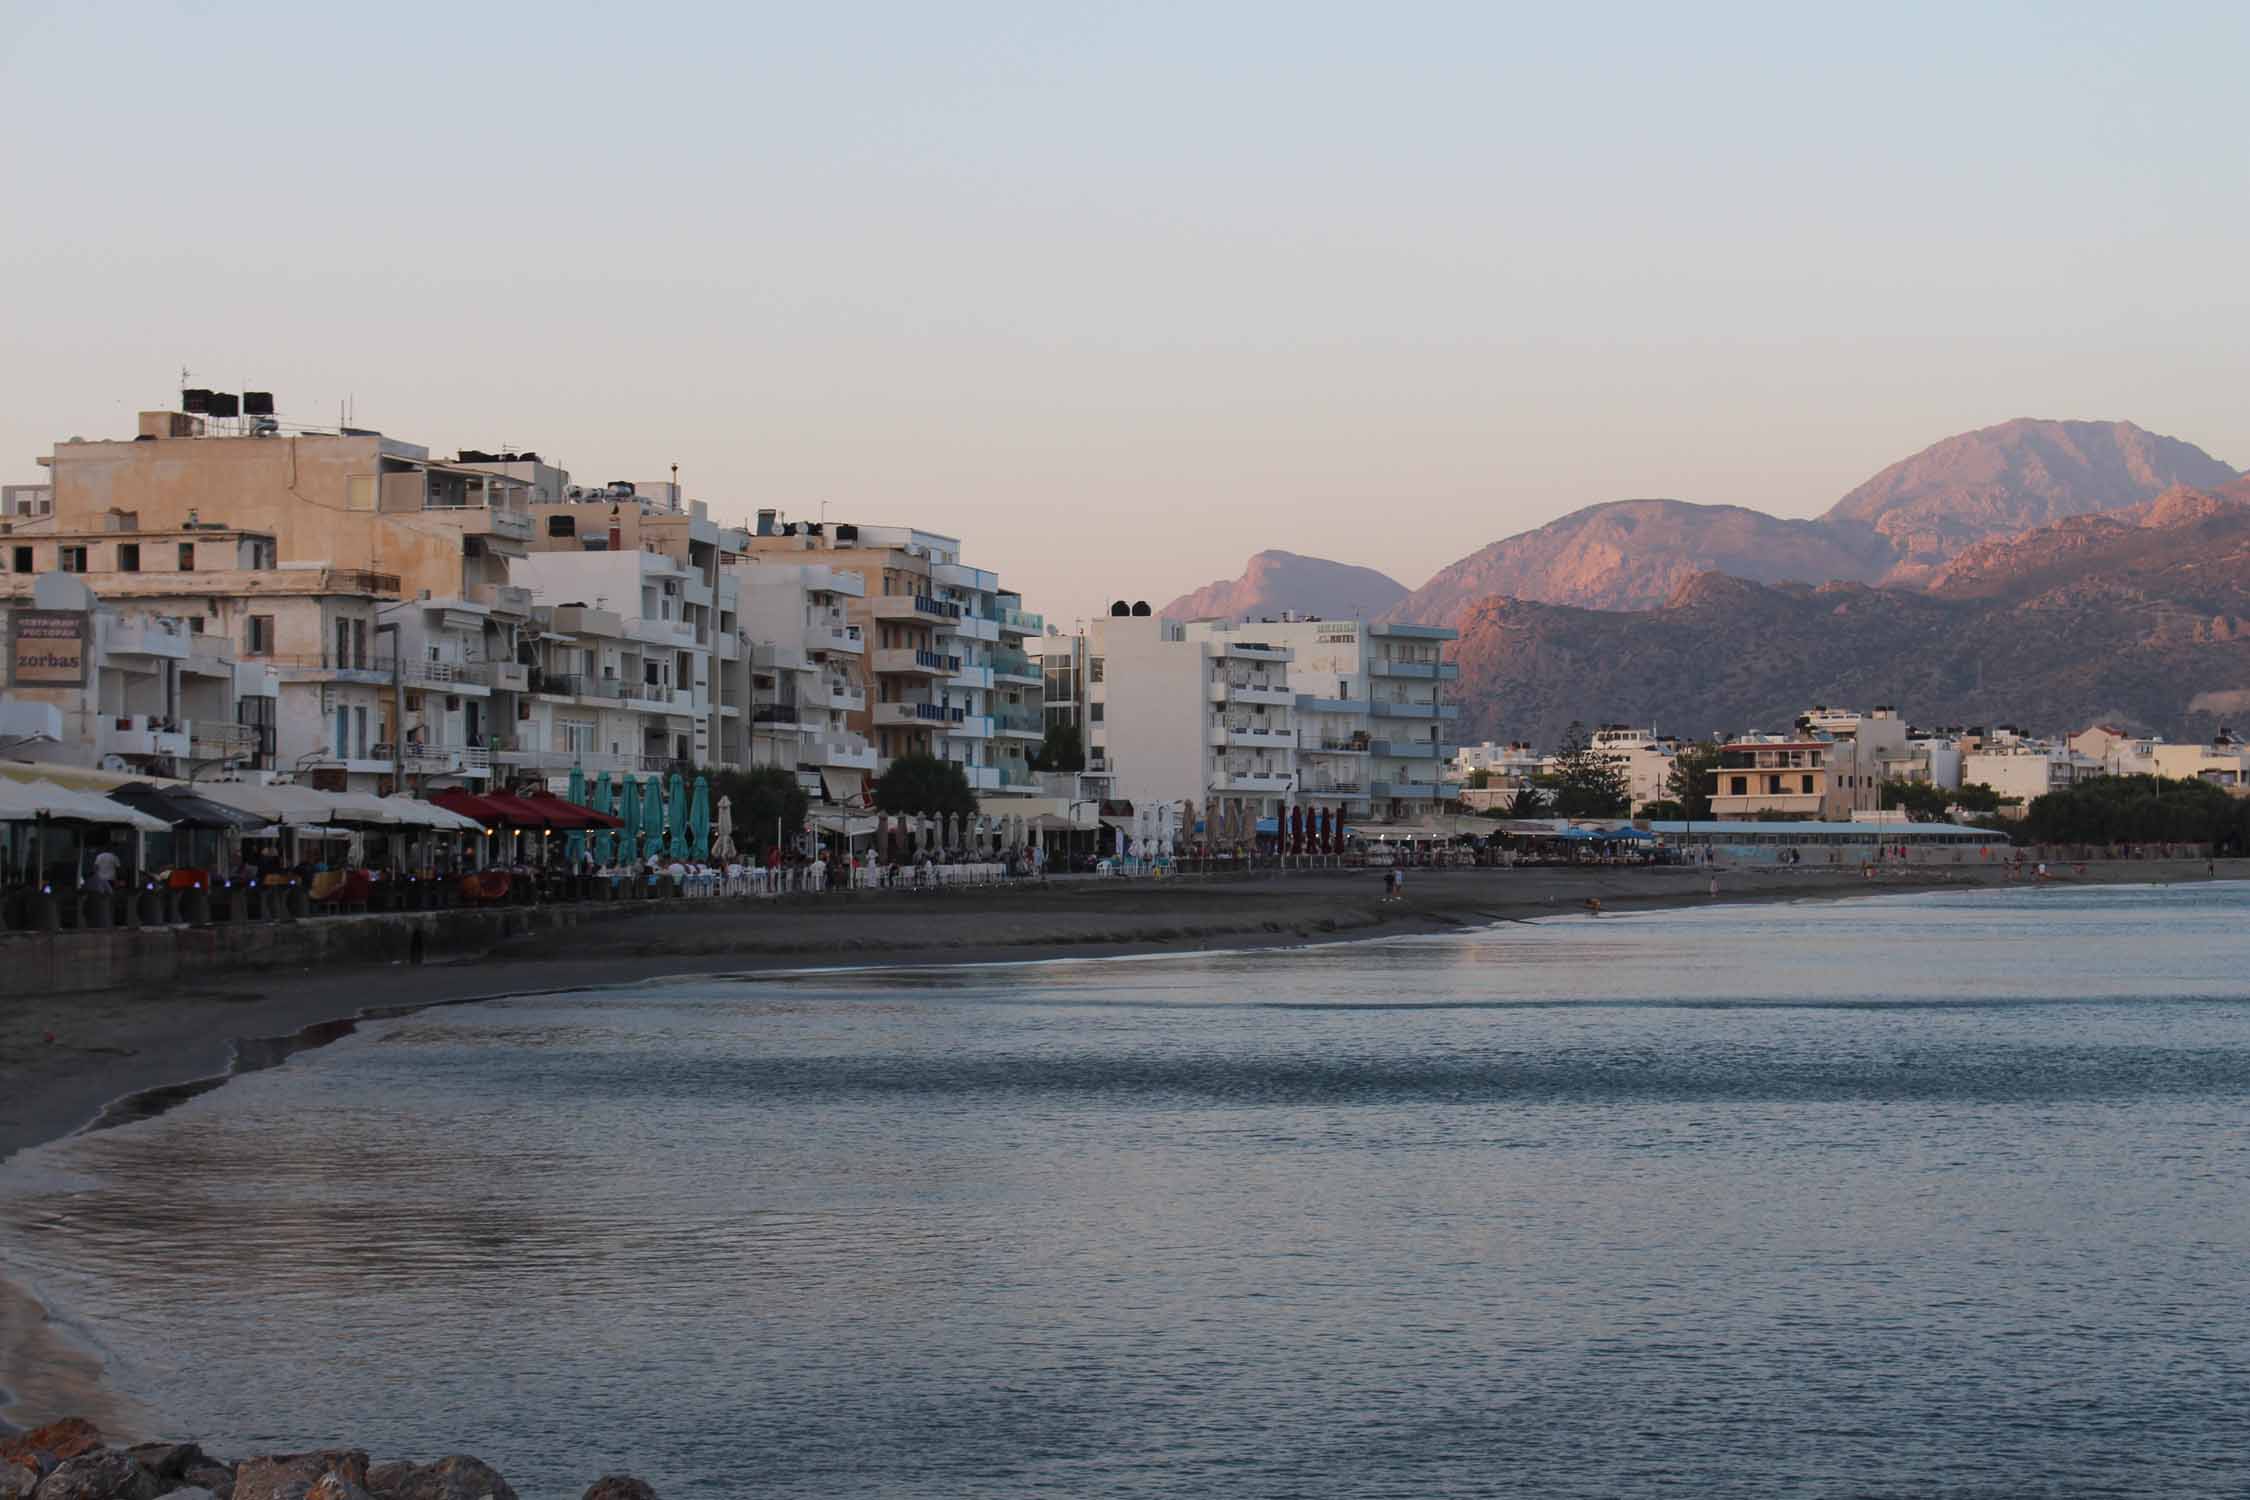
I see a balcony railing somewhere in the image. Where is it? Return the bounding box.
[994,711,1042,736]
[1000,608,1044,634]
[991,649,1039,679]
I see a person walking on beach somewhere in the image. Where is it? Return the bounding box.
[1382,867,1397,901]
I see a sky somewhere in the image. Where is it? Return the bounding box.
[3,0,2245,625]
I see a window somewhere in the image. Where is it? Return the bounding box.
[117,544,140,572]
[1801,774,1815,794]
[10,546,29,574]
[59,546,86,573]
[333,707,349,758]
[354,708,369,759]
[547,515,577,538]
[352,619,367,668]
[1089,702,1104,723]
[237,696,275,769]
[1089,657,1105,684]
[1730,776,1747,796]
[246,615,275,655]
[335,620,350,668]
[178,543,195,570]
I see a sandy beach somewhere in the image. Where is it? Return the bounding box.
[0,856,2233,1438]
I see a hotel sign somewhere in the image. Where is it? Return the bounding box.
[9,609,89,686]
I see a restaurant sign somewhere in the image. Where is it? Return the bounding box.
[9,609,89,687]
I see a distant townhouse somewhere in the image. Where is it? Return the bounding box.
[1710,707,1909,820]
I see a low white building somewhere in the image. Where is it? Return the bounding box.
[0,571,275,778]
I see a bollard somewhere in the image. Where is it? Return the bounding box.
[31,890,61,933]
[226,884,250,924]
[287,884,309,920]
[86,892,112,929]
[180,887,211,925]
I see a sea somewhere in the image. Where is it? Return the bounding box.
[5,882,2250,1498]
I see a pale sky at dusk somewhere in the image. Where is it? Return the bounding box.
[3,1,2244,625]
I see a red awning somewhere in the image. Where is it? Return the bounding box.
[516,790,622,829]
[429,788,513,827]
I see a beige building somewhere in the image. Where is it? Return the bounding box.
[5,408,547,790]
[1711,707,1910,820]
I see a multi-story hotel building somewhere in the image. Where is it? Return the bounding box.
[741,515,1041,797]
[1711,707,1909,820]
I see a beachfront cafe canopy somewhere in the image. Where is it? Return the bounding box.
[0,779,170,832]
[106,782,266,831]
[196,782,481,834]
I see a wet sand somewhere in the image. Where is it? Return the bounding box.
[0,856,2232,1435]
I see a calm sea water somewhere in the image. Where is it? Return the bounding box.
[7,883,2250,1498]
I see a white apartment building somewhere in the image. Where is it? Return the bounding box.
[1174,617,1459,824]
[1551,726,1680,812]
[1039,609,1295,827]
[1452,741,1544,785]
[1,571,275,777]
[510,549,706,776]
[742,516,1042,797]
[729,560,879,801]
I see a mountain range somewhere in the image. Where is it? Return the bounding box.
[1449,478,2250,746]
[1160,418,2244,745]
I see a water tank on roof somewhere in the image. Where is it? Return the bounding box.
[242,392,275,417]
[1130,601,1151,617]
[1110,601,1130,617]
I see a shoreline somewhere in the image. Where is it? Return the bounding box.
[1,857,2236,1439]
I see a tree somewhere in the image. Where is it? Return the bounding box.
[872,752,979,820]
[1505,785,1547,817]
[1879,777,1954,822]
[1468,767,1492,790]
[1883,778,2017,822]
[1544,721,1632,818]
[1663,740,1722,822]
[2022,774,2237,848]
[1030,721,1085,773]
[1639,799,1686,820]
[707,765,809,856]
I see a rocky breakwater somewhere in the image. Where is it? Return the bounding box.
[0,1419,658,1500]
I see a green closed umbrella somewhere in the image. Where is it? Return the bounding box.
[618,773,640,861]
[640,776,666,861]
[565,766,588,866]
[591,771,615,865]
[667,771,690,859]
[689,775,712,860]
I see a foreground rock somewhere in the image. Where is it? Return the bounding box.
[0,1422,657,1500]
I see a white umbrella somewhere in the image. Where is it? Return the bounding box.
[715,795,735,861]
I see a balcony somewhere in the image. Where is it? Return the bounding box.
[949,714,995,739]
[103,616,192,660]
[1369,658,1459,680]
[807,681,866,712]
[753,703,805,729]
[189,721,260,762]
[993,712,1043,739]
[809,733,878,772]
[1297,695,1370,714]
[1212,769,1294,792]
[1370,700,1458,720]
[949,664,994,690]
[873,648,960,677]
[1299,780,1366,798]
[464,661,530,692]
[1370,780,1446,800]
[269,652,392,686]
[960,764,1001,792]
[1368,739,1450,759]
[467,582,535,613]
[873,701,965,726]
[1212,722,1296,747]
[105,715,190,760]
[373,655,493,695]
[868,594,962,622]
[1309,736,1370,755]
[1213,677,1295,707]
[808,622,865,655]
[947,614,1001,644]
[1000,608,1044,635]
[990,649,1040,684]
